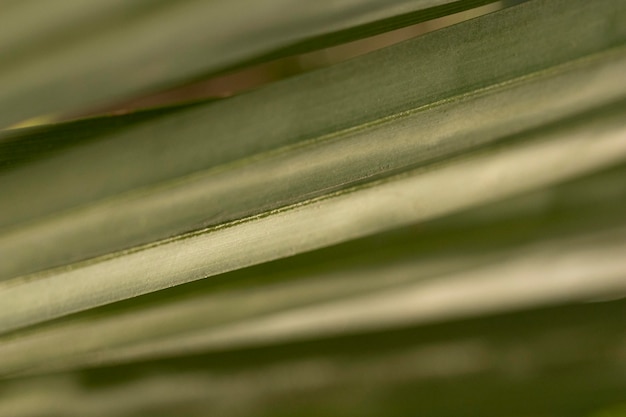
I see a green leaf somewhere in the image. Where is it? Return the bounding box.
[2,97,626,333]
[1,163,625,377]
[1,0,625,282]
[0,0,500,128]
[1,2,625,415]
[1,298,625,416]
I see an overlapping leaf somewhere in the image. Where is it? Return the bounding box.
[0,1,625,416]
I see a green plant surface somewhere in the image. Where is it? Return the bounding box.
[0,1,624,415]
[0,0,499,128]
[0,162,625,377]
[1,298,624,417]
[1,0,624,282]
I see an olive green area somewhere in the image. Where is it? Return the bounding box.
[1,0,624,284]
[0,0,501,128]
[1,299,624,417]
[70,300,626,416]
[0,161,623,378]
[1,0,625,415]
[0,100,208,171]
[1,57,623,281]
[2,0,623,230]
[220,0,501,71]
[40,162,626,320]
[1,97,624,334]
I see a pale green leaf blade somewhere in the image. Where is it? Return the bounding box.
[1,162,624,377]
[1,102,625,334]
